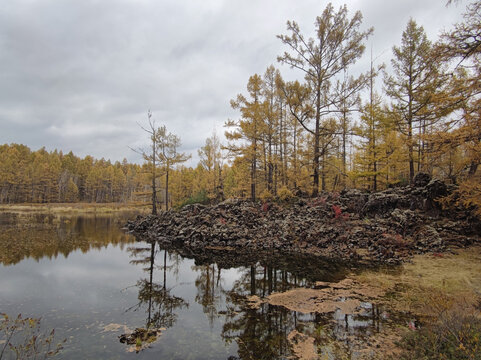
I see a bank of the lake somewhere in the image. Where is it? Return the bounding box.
[0,202,150,214]
[127,175,481,265]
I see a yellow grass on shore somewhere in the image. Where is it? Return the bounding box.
[354,246,481,316]
[0,202,150,214]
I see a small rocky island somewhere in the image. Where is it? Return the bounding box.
[126,173,480,265]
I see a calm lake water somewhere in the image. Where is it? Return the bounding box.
[0,212,390,359]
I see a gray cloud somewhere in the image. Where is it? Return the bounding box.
[0,0,466,165]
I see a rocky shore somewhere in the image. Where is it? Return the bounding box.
[126,174,480,264]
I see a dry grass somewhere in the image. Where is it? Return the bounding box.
[353,248,481,359]
[355,247,481,315]
[0,202,150,214]
[403,250,481,295]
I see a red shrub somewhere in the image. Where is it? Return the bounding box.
[332,205,342,219]
[262,202,270,213]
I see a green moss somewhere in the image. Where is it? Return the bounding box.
[178,190,209,208]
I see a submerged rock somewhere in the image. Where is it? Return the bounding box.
[119,327,164,353]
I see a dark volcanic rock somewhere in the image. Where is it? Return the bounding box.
[340,189,368,213]
[126,178,480,265]
[426,179,448,201]
[361,191,401,216]
[413,172,432,187]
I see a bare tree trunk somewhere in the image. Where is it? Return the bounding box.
[268,135,273,192]
[251,139,257,201]
[408,74,415,184]
[313,85,321,197]
[165,164,169,210]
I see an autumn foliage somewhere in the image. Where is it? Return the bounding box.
[1,2,480,217]
[0,144,145,204]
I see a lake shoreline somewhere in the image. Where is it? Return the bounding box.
[0,202,149,214]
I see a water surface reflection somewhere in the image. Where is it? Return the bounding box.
[0,212,134,265]
[0,212,395,359]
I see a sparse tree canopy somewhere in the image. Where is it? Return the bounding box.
[155,125,191,210]
[198,132,223,200]
[277,3,372,195]
[384,19,437,183]
[225,74,267,201]
[435,0,481,217]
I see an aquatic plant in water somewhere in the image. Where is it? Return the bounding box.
[0,313,64,359]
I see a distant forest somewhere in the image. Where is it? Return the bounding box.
[0,144,146,204]
[1,2,480,216]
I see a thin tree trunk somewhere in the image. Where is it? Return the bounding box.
[313,86,321,197]
[152,138,157,215]
[165,165,169,210]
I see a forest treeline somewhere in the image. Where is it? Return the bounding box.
[0,144,146,203]
[1,2,480,216]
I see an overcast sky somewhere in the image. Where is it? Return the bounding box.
[0,0,467,166]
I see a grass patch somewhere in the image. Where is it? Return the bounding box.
[355,247,481,315]
[356,248,481,359]
[397,300,481,360]
[0,202,150,214]
[176,190,210,208]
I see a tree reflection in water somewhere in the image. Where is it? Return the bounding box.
[221,264,303,360]
[192,263,224,328]
[0,212,135,265]
[126,242,188,346]
[188,256,315,359]
[186,251,390,360]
